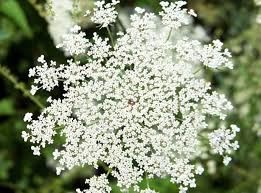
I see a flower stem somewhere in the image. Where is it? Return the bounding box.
[165,28,173,42]
[106,26,115,48]
[193,68,202,74]
[145,172,150,188]
[106,168,112,177]
[0,65,45,109]
[117,17,126,33]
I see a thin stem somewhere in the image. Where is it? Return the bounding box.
[0,65,45,109]
[216,67,223,72]
[176,117,184,122]
[165,28,173,42]
[106,168,112,177]
[117,17,126,33]
[106,26,115,48]
[193,68,202,74]
[145,172,150,188]
[99,161,112,177]
[53,125,65,130]
[99,161,109,171]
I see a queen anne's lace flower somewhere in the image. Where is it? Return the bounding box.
[23,1,240,193]
[175,38,233,69]
[76,174,111,193]
[90,0,120,28]
[159,1,193,29]
[56,25,91,56]
[208,124,240,162]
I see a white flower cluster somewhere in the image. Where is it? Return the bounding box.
[87,0,120,28]
[175,39,233,69]
[208,124,240,165]
[56,25,90,56]
[76,174,111,193]
[23,1,239,193]
[159,1,196,29]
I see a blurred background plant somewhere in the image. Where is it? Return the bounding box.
[0,0,260,193]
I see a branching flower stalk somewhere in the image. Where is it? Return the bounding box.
[22,1,240,193]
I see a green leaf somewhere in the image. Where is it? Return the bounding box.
[0,153,13,180]
[0,29,11,40]
[0,98,15,116]
[0,0,32,37]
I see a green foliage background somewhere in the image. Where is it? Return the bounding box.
[0,0,260,193]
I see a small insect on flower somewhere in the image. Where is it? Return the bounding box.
[128,99,136,108]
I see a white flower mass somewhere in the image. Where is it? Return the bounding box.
[22,1,240,193]
[90,0,120,28]
[47,0,74,46]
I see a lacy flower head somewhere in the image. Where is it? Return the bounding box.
[23,1,239,193]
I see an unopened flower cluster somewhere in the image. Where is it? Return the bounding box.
[22,1,240,193]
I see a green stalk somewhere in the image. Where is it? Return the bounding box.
[0,65,45,109]
[106,26,115,48]
[193,68,202,74]
[117,17,126,33]
[165,28,173,42]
